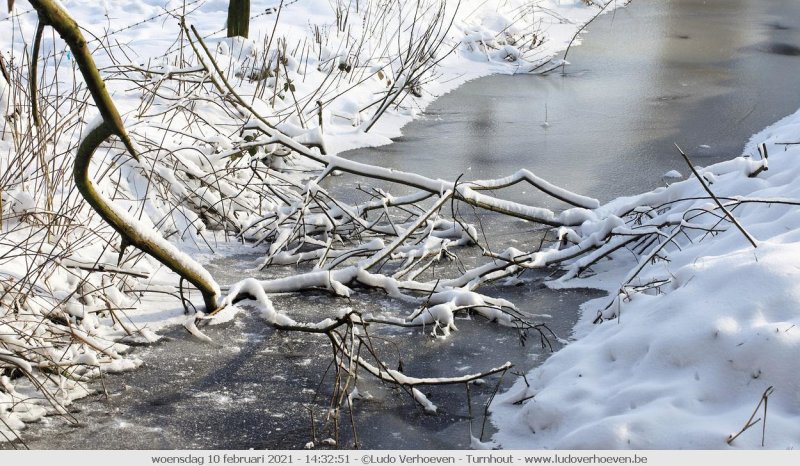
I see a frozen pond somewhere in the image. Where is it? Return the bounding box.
[8,0,800,450]
[11,254,598,449]
[341,0,800,205]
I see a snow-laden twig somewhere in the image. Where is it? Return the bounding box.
[674,143,758,249]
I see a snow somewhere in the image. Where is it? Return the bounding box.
[470,169,601,209]
[15,0,788,449]
[220,277,292,326]
[97,188,222,298]
[407,289,516,331]
[412,387,438,414]
[491,106,800,449]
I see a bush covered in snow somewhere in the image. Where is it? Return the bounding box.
[1,0,615,444]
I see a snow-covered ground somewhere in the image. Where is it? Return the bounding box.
[492,111,800,449]
[1,0,623,442]
[2,0,611,153]
[5,0,799,451]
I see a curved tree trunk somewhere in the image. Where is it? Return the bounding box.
[28,0,220,311]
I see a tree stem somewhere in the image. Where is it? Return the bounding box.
[28,0,220,311]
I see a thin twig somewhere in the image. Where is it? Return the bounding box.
[674,143,757,248]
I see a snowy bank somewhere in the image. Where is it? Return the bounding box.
[1,0,622,442]
[492,109,800,449]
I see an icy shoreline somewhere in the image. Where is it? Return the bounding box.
[491,102,800,450]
